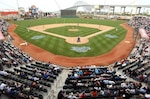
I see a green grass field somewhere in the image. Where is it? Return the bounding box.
[45,25,101,37]
[13,18,127,57]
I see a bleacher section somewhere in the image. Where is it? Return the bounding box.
[58,66,150,99]
[0,19,63,99]
[111,16,150,98]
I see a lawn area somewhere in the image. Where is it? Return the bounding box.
[13,18,127,57]
[45,25,101,37]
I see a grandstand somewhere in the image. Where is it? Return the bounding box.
[0,1,150,99]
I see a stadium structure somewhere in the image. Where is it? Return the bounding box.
[0,0,150,99]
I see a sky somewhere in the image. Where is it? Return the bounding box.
[0,0,150,12]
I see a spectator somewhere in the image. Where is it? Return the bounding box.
[57,90,66,99]
[94,68,99,74]
[0,70,9,76]
[0,82,7,91]
[79,91,87,99]
[68,92,77,99]
[90,89,98,97]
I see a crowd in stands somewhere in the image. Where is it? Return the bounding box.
[0,19,63,99]
[118,16,150,84]
[0,19,9,36]
[0,61,62,98]
[128,16,150,33]
[58,66,150,99]
[0,41,34,70]
[114,38,150,82]
[0,61,62,99]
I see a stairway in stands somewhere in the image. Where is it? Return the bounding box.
[47,68,70,99]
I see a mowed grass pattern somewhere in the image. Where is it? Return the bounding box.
[13,18,127,57]
[45,26,100,37]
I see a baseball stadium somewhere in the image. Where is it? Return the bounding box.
[0,0,150,99]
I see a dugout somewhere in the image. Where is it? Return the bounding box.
[60,10,78,18]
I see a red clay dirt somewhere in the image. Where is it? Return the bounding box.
[8,23,135,67]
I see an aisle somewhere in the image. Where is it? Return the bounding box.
[47,68,71,99]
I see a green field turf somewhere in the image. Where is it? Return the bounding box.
[45,25,101,37]
[13,18,127,57]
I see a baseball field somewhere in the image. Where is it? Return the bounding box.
[13,18,127,57]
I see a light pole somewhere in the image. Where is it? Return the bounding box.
[16,0,19,10]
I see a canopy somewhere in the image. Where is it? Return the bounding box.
[0,31,5,41]
[139,28,149,40]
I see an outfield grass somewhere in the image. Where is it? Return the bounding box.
[45,25,101,37]
[13,18,127,57]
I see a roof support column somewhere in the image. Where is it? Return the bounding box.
[135,7,142,15]
[120,6,126,15]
